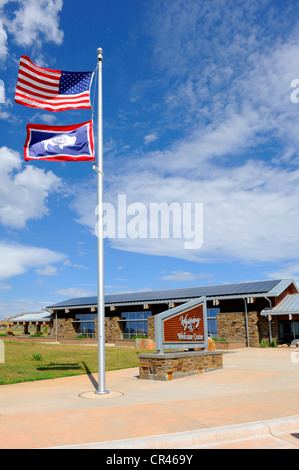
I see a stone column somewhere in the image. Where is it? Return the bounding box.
[248,312,259,347]
[148,316,155,340]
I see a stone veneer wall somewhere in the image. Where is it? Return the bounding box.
[248,312,260,347]
[54,317,77,339]
[216,311,261,347]
[52,315,123,341]
[53,311,270,347]
[148,315,155,340]
[139,351,223,381]
[104,316,122,343]
[257,315,279,345]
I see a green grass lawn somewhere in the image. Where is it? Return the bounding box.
[0,340,152,385]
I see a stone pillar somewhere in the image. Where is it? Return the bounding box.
[248,312,259,347]
[23,323,29,335]
[55,317,76,339]
[148,315,155,340]
[104,317,122,343]
[257,315,279,346]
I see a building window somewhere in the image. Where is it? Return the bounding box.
[119,311,151,339]
[279,320,299,344]
[207,308,219,337]
[74,313,96,338]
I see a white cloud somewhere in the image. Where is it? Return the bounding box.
[0,78,4,102]
[56,287,96,298]
[0,298,51,321]
[71,137,299,265]
[144,133,158,145]
[0,283,11,290]
[0,18,8,61]
[36,265,57,276]
[161,270,212,283]
[5,0,63,48]
[0,146,61,229]
[30,113,57,125]
[105,284,128,290]
[266,263,299,284]
[0,242,66,280]
[0,0,63,65]
[69,1,299,270]
[63,259,87,269]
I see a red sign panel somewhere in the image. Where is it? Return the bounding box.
[163,304,204,343]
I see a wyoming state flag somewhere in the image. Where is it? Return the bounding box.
[24,120,95,162]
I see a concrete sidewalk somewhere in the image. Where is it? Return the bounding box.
[1,347,299,449]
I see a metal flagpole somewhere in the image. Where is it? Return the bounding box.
[95,47,109,395]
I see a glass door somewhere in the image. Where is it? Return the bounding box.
[279,320,299,344]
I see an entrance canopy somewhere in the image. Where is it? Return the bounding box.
[261,294,299,318]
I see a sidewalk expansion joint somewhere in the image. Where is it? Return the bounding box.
[158,402,207,428]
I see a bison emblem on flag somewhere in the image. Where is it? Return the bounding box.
[24,120,95,162]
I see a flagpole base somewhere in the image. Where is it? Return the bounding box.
[94,389,109,395]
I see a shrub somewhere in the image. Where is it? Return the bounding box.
[31,331,43,337]
[270,340,277,348]
[32,352,42,361]
[260,339,267,348]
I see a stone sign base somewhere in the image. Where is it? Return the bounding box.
[138,350,223,381]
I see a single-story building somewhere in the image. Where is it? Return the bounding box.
[6,312,52,335]
[43,278,299,347]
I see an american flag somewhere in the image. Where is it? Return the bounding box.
[15,56,94,112]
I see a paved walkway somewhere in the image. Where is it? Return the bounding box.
[1,347,299,449]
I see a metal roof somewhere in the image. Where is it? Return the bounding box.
[46,279,296,310]
[10,312,53,323]
[266,279,296,296]
[261,294,299,316]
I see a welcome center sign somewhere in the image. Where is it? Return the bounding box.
[155,296,208,353]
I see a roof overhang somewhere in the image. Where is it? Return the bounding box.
[9,313,53,323]
[47,292,294,312]
[261,293,299,317]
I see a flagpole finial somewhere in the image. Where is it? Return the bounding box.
[97,48,103,61]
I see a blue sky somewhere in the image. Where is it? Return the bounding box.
[1,0,299,319]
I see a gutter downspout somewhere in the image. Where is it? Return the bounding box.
[265,297,273,344]
[244,298,250,347]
